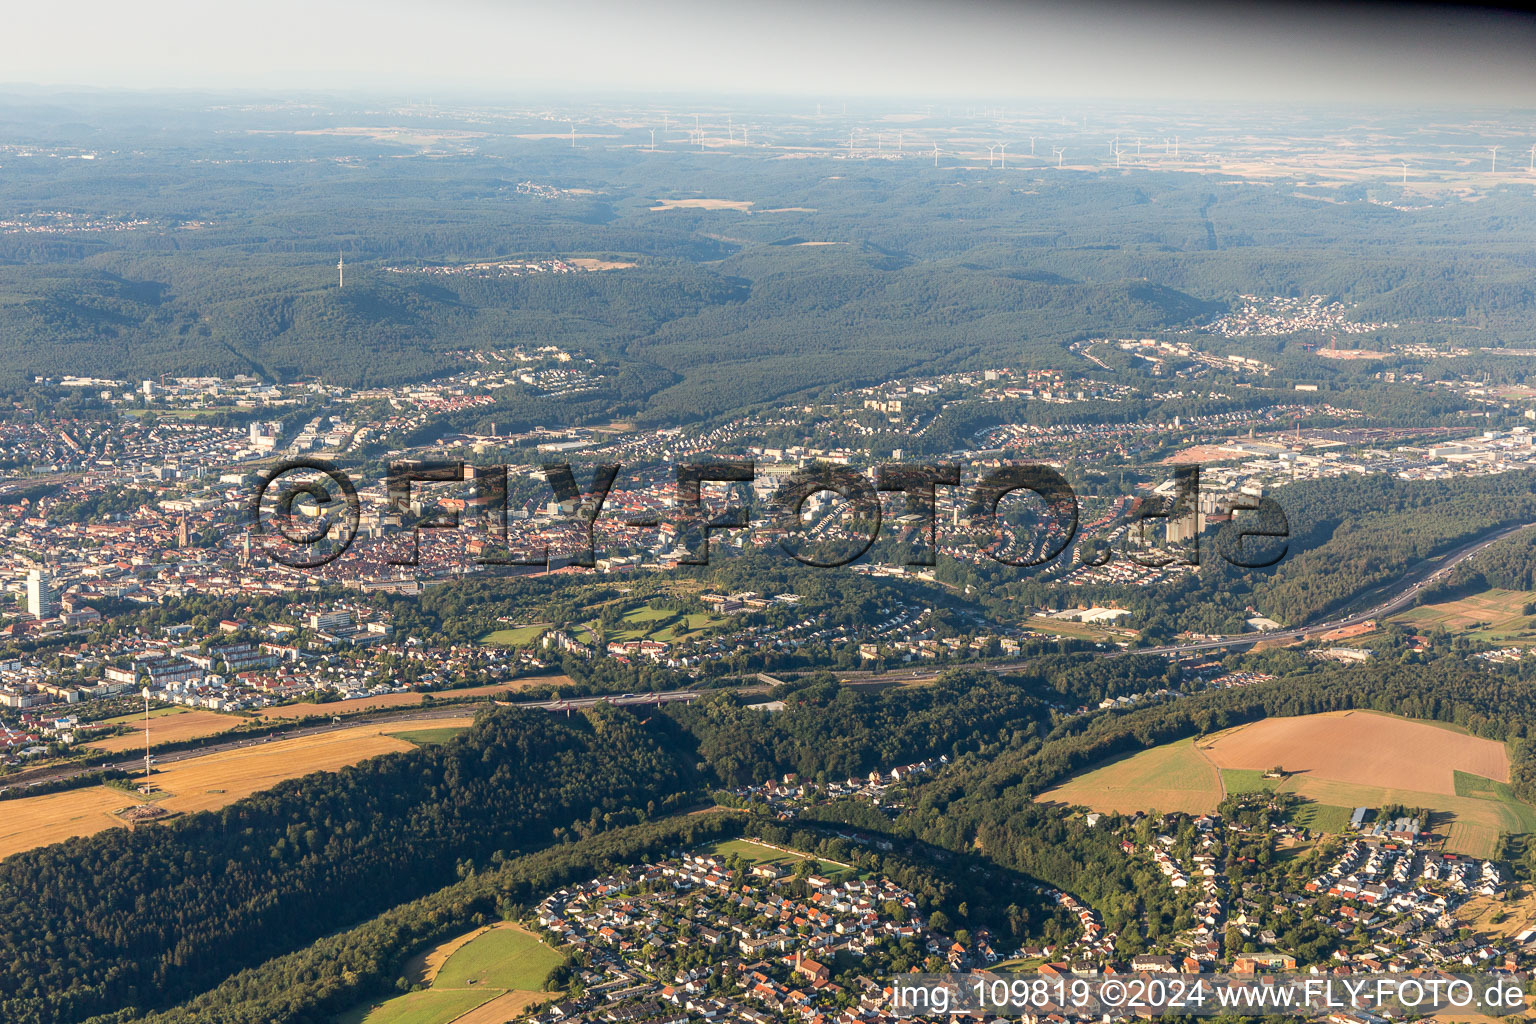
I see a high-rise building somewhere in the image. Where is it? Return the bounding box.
[25,569,55,620]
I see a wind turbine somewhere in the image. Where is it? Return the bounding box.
[986,144,996,166]
[569,122,575,148]
[1529,143,1536,172]
[1174,136,1180,158]
[848,130,855,156]
[898,133,903,154]
[1114,146,1121,169]
[337,250,344,289]
[1136,137,1142,155]
[998,141,1006,168]
[1401,161,1408,185]
[650,129,656,152]
[932,143,941,167]
[1029,136,1036,155]
[1490,145,1499,173]
[1053,147,1065,168]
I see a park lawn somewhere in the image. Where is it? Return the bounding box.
[387,726,468,746]
[654,611,727,641]
[705,838,858,881]
[479,624,547,647]
[434,925,565,991]
[625,606,673,624]
[338,988,492,1024]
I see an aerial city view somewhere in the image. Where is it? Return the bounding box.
[2,0,1536,1021]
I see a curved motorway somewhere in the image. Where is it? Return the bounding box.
[1134,519,1536,658]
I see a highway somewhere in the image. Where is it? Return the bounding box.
[1134,519,1536,658]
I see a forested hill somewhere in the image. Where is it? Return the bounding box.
[0,706,699,1024]
[5,100,1536,424]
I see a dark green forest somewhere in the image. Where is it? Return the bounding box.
[4,97,1535,429]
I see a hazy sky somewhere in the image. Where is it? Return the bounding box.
[7,0,1535,105]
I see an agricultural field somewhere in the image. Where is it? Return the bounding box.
[1039,712,1536,858]
[649,197,753,211]
[85,709,245,752]
[341,923,563,1024]
[1391,587,1536,644]
[0,717,474,860]
[1037,738,1223,816]
[0,787,143,859]
[1201,711,1509,792]
[146,718,474,815]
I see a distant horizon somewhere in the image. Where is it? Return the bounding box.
[6,0,1536,107]
[0,84,1533,119]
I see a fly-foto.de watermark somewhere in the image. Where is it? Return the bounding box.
[247,458,1290,571]
[889,972,1525,1017]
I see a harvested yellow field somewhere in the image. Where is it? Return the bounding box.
[0,787,141,859]
[451,990,551,1024]
[151,718,475,814]
[1040,712,1533,857]
[1203,710,1509,793]
[86,710,244,752]
[568,257,635,270]
[1038,738,1221,816]
[649,198,753,211]
[0,716,475,860]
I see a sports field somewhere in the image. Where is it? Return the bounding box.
[342,923,563,1024]
[0,716,474,860]
[86,709,244,752]
[1037,711,1536,857]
